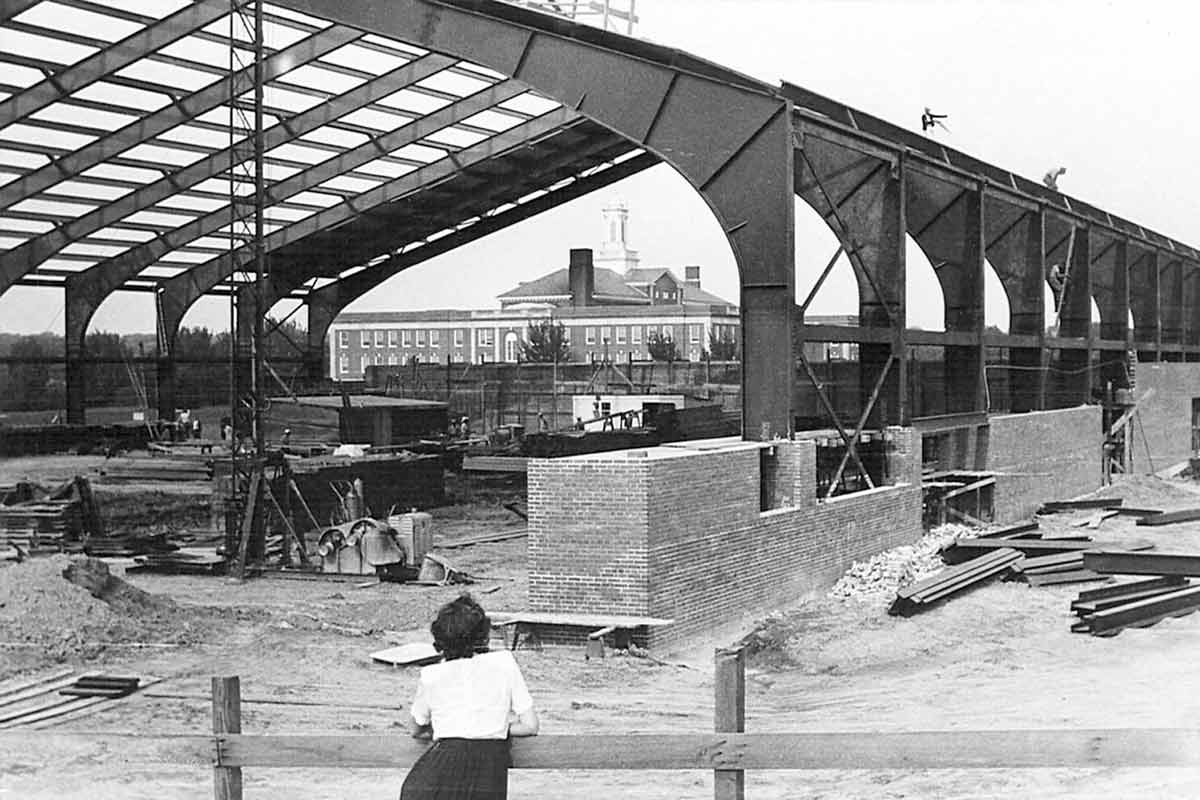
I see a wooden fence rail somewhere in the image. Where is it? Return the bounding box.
[4,650,1200,799]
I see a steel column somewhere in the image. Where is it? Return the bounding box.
[1129,249,1160,361]
[1055,226,1092,403]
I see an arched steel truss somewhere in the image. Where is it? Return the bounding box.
[0,0,1196,440]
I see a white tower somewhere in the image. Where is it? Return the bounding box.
[595,197,640,273]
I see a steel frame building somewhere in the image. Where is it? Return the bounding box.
[1,0,1198,441]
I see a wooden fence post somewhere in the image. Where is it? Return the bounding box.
[212,676,243,800]
[714,647,745,800]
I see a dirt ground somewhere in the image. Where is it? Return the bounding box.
[5,466,1200,798]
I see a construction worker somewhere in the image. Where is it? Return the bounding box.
[921,107,949,132]
[1043,166,1067,191]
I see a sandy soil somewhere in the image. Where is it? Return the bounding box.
[4,470,1200,798]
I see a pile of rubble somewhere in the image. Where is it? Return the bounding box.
[829,524,968,601]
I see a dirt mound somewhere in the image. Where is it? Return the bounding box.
[0,556,226,674]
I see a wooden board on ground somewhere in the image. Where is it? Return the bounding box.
[370,643,440,667]
[489,611,674,628]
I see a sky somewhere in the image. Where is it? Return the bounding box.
[2,0,1198,335]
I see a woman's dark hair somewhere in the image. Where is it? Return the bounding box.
[430,594,491,660]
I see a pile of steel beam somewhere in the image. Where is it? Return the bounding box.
[1136,508,1200,526]
[888,548,1022,617]
[1069,552,1200,635]
[1007,551,1109,587]
[1038,498,1123,514]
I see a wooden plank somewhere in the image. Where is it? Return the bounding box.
[213,729,1200,769]
[489,611,673,628]
[0,731,213,765]
[0,668,74,702]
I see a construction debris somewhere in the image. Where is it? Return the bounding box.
[0,476,104,557]
[59,675,140,699]
[0,669,157,729]
[830,525,965,601]
[888,548,1023,617]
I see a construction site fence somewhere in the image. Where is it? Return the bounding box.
[5,655,1199,800]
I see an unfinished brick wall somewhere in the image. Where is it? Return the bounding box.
[1130,363,1200,471]
[528,439,921,649]
[986,405,1100,521]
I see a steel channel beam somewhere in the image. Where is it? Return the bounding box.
[1075,584,1200,635]
[0,0,230,128]
[6,53,457,285]
[1084,551,1200,576]
[0,24,362,220]
[301,151,659,352]
[157,110,580,339]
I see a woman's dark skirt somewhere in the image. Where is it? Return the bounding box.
[400,738,511,800]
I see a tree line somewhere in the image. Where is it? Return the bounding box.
[0,320,307,414]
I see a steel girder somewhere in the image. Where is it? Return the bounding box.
[155,109,581,346]
[984,205,1045,411]
[302,151,660,365]
[0,0,230,130]
[271,0,796,439]
[21,53,458,293]
[238,129,635,332]
[0,24,362,223]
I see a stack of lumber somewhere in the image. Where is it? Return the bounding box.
[0,476,102,555]
[127,551,226,575]
[94,456,212,482]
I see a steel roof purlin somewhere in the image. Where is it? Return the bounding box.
[0,0,230,129]
[155,108,583,341]
[62,77,537,346]
[0,21,361,244]
[9,52,460,291]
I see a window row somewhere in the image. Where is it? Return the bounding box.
[580,324,703,346]
[339,329,471,348]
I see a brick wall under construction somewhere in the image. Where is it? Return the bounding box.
[1129,363,1200,471]
[527,439,921,649]
[987,405,1101,522]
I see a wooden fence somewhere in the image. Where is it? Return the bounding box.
[5,648,1200,799]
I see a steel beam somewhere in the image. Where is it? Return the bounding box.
[303,151,659,364]
[157,110,581,345]
[0,0,41,24]
[256,132,632,310]
[0,0,229,129]
[7,53,457,284]
[62,79,529,355]
[0,24,361,220]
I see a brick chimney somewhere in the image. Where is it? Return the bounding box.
[569,248,595,307]
[684,265,701,290]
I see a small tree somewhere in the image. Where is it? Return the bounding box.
[706,328,738,361]
[646,331,678,362]
[520,319,570,363]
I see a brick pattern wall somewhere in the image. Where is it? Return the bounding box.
[527,458,650,615]
[986,406,1100,521]
[1131,364,1200,470]
[527,440,921,650]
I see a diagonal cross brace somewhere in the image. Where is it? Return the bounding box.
[798,350,874,489]
[824,354,894,499]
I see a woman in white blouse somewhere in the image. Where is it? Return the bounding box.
[400,595,539,799]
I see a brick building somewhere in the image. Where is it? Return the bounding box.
[327,201,740,380]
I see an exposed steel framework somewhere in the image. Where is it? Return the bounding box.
[1,0,1198,441]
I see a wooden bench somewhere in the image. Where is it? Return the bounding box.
[489,611,674,658]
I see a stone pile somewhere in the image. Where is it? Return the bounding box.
[830,524,972,601]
